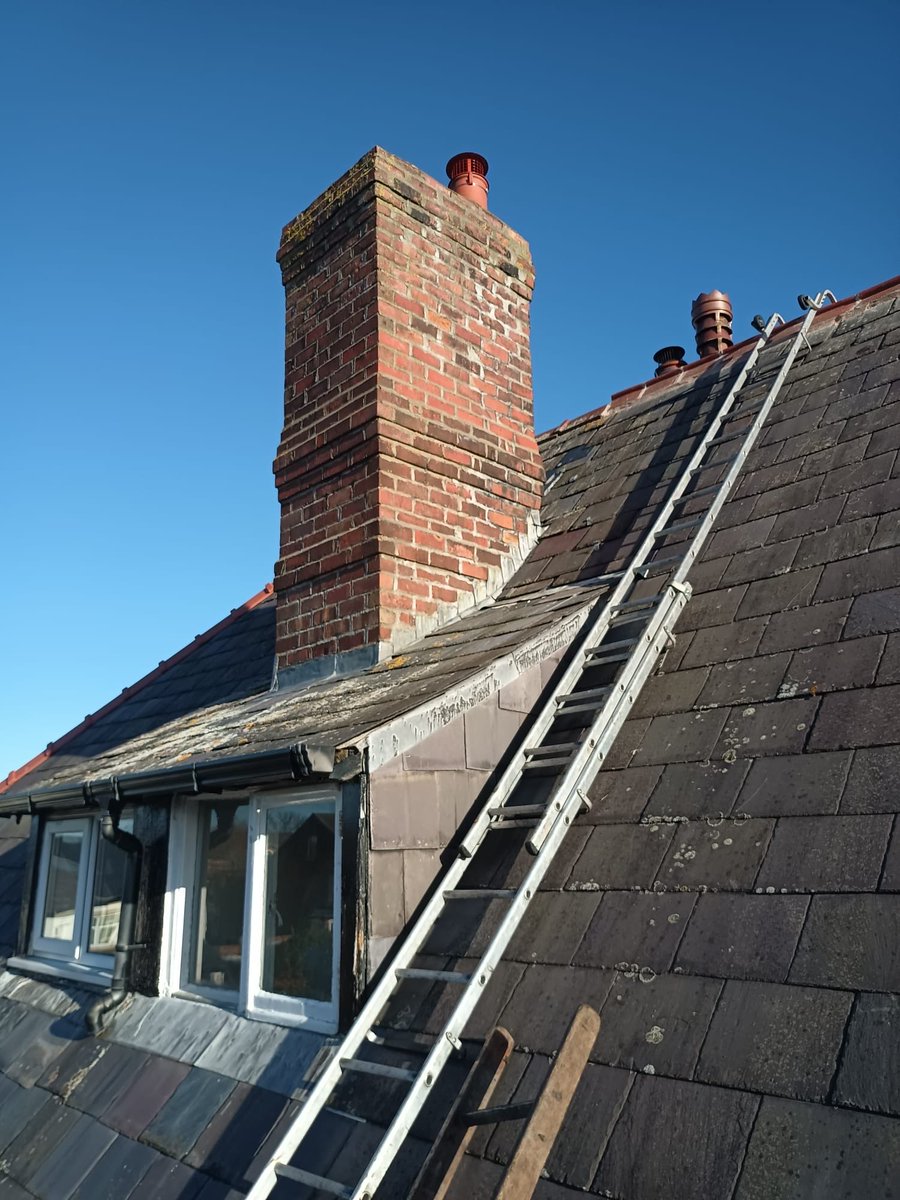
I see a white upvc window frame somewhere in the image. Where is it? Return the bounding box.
[27,815,124,973]
[161,785,342,1033]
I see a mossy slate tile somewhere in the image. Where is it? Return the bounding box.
[584,764,662,822]
[498,964,614,1056]
[568,823,675,890]
[789,895,900,991]
[737,750,850,817]
[646,759,750,820]
[696,979,852,1102]
[674,894,809,983]
[834,994,900,1116]
[840,745,900,814]
[734,1096,900,1200]
[655,817,774,892]
[756,814,892,892]
[809,684,900,750]
[573,891,696,973]
[593,1075,759,1200]
[598,971,722,1078]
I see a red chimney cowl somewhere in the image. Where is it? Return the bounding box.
[691,290,734,359]
[446,152,489,209]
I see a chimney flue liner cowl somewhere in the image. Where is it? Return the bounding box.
[653,346,687,378]
[446,152,489,209]
[691,290,734,359]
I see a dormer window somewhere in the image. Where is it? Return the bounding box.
[161,786,342,1032]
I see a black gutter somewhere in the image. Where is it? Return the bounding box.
[85,800,142,1033]
[0,741,336,818]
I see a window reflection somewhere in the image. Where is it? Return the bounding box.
[262,803,335,1001]
[88,816,133,954]
[189,802,249,991]
[41,831,83,941]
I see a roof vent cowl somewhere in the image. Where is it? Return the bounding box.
[653,345,687,378]
[691,290,734,359]
[446,152,489,210]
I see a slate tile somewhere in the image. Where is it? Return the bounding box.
[507,891,601,965]
[1,1097,83,1187]
[818,450,895,499]
[102,1054,191,1138]
[734,1095,900,1200]
[68,1136,160,1200]
[783,634,885,698]
[844,585,900,636]
[631,708,730,767]
[756,814,892,892]
[498,964,614,1055]
[794,517,877,572]
[543,1062,633,1189]
[696,651,791,708]
[0,1079,53,1155]
[802,432,873,478]
[573,891,696,973]
[482,1052,552,1164]
[680,616,767,669]
[142,1067,236,1159]
[869,419,900,456]
[629,666,710,718]
[27,1113,117,1200]
[748,475,822,518]
[882,820,900,891]
[593,1074,758,1200]
[734,458,802,501]
[815,545,897,603]
[644,759,750,820]
[675,893,809,982]
[843,476,900,521]
[672,584,747,633]
[410,957,525,1043]
[37,1032,109,1098]
[838,747,899,818]
[68,1041,150,1118]
[834,994,900,1115]
[186,1081,287,1186]
[876,632,900,684]
[603,715,651,769]
[718,540,799,589]
[759,596,851,653]
[737,750,850,818]
[0,1179,35,1200]
[809,684,900,750]
[596,970,721,1078]
[715,696,818,759]
[766,493,845,541]
[194,1014,293,1088]
[697,979,851,1101]
[128,1156,207,1200]
[4,1016,86,1089]
[567,824,675,890]
[706,515,777,557]
[654,817,774,892]
[734,567,823,621]
[584,764,663,823]
[789,895,900,991]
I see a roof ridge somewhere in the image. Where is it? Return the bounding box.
[0,583,276,796]
[542,273,900,440]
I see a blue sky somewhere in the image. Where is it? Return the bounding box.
[2,1,897,777]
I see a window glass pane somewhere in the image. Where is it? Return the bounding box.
[88,816,133,955]
[189,803,248,991]
[262,802,335,1001]
[42,831,83,942]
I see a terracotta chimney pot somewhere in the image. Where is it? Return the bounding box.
[446,152,489,209]
[691,290,734,359]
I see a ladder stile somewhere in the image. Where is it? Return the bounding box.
[245,297,827,1200]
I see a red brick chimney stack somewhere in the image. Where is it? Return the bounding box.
[272,148,543,686]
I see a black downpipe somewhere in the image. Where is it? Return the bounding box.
[86,802,142,1034]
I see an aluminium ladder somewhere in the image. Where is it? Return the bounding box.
[248,290,834,1200]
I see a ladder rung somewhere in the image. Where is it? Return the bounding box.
[611,593,665,613]
[704,428,741,449]
[721,401,763,422]
[654,515,704,540]
[489,804,547,818]
[275,1165,352,1197]
[340,1058,418,1083]
[443,888,517,900]
[671,482,720,504]
[490,816,543,827]
[635,554,684,579]
[523,741,580,758]
[521,757,571,772]
[692,453,738,474]
[557,685,613,706]
[396,968,472,983]
[586,637,639,660]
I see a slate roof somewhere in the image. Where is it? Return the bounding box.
[0,277,897,1199]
